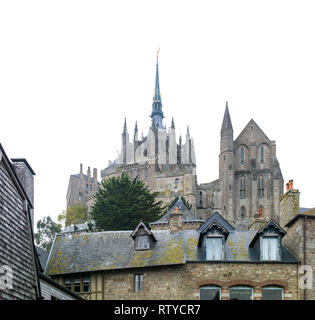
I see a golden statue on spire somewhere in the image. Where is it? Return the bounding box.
[157,47,160,57]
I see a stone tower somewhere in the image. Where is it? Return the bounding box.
[197,103,284,229]
[219,102,235,223]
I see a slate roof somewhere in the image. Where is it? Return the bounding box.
[150,198,204,226]
[36,246,49,271]
[45,230,199,275]
[198,212,235,234]
[45,226,298,276]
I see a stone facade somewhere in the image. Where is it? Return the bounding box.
[280,183,315,300]
[66,163,100,209]
[198,106,284,230]
[51,261,298,300]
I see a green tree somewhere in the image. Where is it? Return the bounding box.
[57,205,88,227]
[90,172,164,230]
[34,216,62,252]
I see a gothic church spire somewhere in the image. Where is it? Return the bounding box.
[220,102,233,138]
[151,49,164,128]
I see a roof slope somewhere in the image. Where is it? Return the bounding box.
[150,198,203,226]
[45,230,200,275]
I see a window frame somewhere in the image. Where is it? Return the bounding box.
[260,145,264,164]
[240,146,245,166]
[205,235,224,261]
[261,235,279,261]
[229,286,254,300]
[134,274,144,292]
[262,285,284,300]
[135,235,150,250]
[199,285,221,300]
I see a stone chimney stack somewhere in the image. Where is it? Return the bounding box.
[11,158,36,229]
[279,179,300,227]
[169,207,183,233]
[80,163,83,180]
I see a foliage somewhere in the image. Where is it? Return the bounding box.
[166,196,192,213]
[57,205,88,227]
[90,172,164,230]
[34,216,62,252]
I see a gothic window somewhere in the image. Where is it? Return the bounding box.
[258,176,264,198]
[260,145,264,164]
[86,184,89,193]
[262,286,284,300]
[229,286,253,300]
[240,206,246,219]
[240,146,244,165]
[199,286,221,300]
[206,236,223,260]
[262,236,279,261]
[143,148,147,157]
[229,185,231,191]
[199,191,203,207]
[78,192,82,200]
[134,274,144,292]
[240,176,246,199]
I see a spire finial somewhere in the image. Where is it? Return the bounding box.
[151,49,164,128]
[123,118,127,133]
[171,117,175,129]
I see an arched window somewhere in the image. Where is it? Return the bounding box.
[199,285,221,300]
[262,286,284,300]
[199,191,203,207]
[258,176,264,198]
[240,146,244,165]
[260,145,264,164]
[144,167,148,183]
[240,206,246,219]
[240,176,246,199]
[229,286,253,300]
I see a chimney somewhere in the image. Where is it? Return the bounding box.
[11,158,36,229]
[80,163,83,180]
[289,179,293,190]
[279,179,300,227]
[169,207,183,233]
[248,209,267,231]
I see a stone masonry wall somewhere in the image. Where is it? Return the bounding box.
[55,262,299,300]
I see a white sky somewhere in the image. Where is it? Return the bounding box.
[0,1,314,226]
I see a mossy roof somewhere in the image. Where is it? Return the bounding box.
[45,225,298,276]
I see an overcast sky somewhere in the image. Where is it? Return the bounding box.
[1,0,314,226]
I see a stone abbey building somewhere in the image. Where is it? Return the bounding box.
[67,55,283,231]
[52,55,315,300]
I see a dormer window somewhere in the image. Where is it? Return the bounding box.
[262,236,279,260]
[135,235,150,250]
[206,236,224,261]
[131,221,156,251]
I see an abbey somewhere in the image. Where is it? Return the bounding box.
[99,56,283,230]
